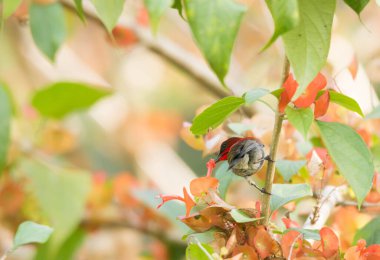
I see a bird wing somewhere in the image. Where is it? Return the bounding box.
[228,141,259,169]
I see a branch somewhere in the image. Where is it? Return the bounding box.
[262,57,290,225]
[60,0,255,117]
[303,185,346,230]
[337,200,380,208]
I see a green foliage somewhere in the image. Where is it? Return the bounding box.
[29,3,66,61]
[19,159,91,256]
[285,106,313,139]
[270,183,312,212]
[172,0,184,18]
[316,121,374,207]
[329,91,364,117]
[230,209,262,223]
[276,159,307,181]
[13,221,53,251]
[263,0,299,50]
[283,0,335,98]
[371,145,380,172]
[0,84,11,174]
[144,0,173,33]
[183,230,216,244]
[286,228,320,240]
[184,0,246,84]
[186,243,214,260]
[91,0,125,32]
[344,0,370,15]
[353,217,380,245]
[214,162,238,200]
[366,105,380,119]
[243,88,270,104]
[2,0,22,19]
[31,82,111,118]
[74,0,86,21]
[190,96,245,135]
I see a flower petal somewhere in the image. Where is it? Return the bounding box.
[294,73,327,108]
[183,187,195,216]
[190,177,219,197]
[281,230,303,259]
[314,90,330,118]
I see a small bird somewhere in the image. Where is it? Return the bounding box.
[215,137,272,194]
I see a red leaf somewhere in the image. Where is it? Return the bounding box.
[253,227,273,259]
[279,74,298,113]
[363,245,380,259]
[314,90,330,118]
[281,230,303,259]
[183,187,196,216]
[190,177,219,197]
[294,73,327,108]
[282,217,300,229]
[320,227,339,258]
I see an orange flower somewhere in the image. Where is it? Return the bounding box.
[157,187,195,217]
[278,73,328,114]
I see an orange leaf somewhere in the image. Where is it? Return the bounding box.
[113,173,139,207]
[344,246,361,260]
[232,245,259,260]
[314,90,330,118]
[111,25,138,47]
[190,177,219,197]
[320,227,339,258]
[348,56,358,80]
[294,73,327,108]
[282,217,300,229]
[281,230,303,259]
[363,245,380,259]
[253,227,273,259]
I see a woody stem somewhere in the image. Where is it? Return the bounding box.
[262,57,290,225]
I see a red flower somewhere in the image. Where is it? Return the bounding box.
[157,187,195,217]
[278,73,328,116]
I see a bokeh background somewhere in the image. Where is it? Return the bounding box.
[1,0,380,259]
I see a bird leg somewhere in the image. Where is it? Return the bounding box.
[244,176,271,195]
[264,155,275,163]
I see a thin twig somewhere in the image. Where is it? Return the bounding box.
[262,57,290,225]
[60,0,255,117]
[337,200,380,208]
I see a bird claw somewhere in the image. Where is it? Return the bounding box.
[264,155,275,163]
[260,188,272,195]
[244,177,272,195]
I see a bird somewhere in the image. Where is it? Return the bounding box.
[215,137,272,195]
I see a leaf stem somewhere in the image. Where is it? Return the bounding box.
[262,57,290,225]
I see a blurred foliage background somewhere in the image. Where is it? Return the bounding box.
[1,0,380,259]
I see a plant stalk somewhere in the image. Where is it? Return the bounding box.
[262,57,290,225]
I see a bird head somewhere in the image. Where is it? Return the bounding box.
[216,137,245,162]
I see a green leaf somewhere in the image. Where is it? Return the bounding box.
[271,88,284,99]
[329,91,364,117]
[74,0,86,21]
[270,183,312,212]
[316,121,374,206]
[263,0,299,51]
[29,3,66,61]
[366,105,380,119]
[344,0,369,15]
[286,228,320,240]
[243,88,270,104]
[144,0,173,33]
[285,106,313,139]
[18,159,91,253]
[186,243,214,260]
[172,0,184,18]
[183,230,216,244]
[31,82,111,118]
[276,160,307,181]
[353,217,380,245]
[230,209,262,223]
[371,145,380,172]
[13,221,53,251]
[283,0,335,98]
[0,85,11,173]
[91,0,125,32]
[3,0,22,19]
[184,0,246,84]
[215,162,239,200]
[190,96,245,135]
